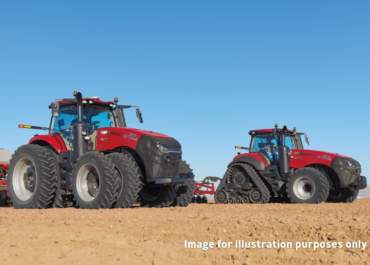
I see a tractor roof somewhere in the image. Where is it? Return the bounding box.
[56,97,115,107]
[249,127,297,136]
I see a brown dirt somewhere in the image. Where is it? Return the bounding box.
[0,199,369,265]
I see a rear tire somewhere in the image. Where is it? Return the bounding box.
[72,152,119,209]
[107,152,143,208]
[9,144,58,209]
[287,167,330,204]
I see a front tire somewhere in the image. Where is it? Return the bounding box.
[72,152,119,209]
[328,188,359,203]
[9,144,58,209]
[107,152,143,208]
[140,185,176,208]
[172,160,195,207]
[287,167,330,204]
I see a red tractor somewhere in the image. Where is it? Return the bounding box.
[8,91,194,209]
[0,163,9,206]
[215,125,367,204]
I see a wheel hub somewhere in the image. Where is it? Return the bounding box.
[249,189,262,203]
[215,190,228,203]
[23,167,36,192]
[13,158,36,201]
[76,164,101,202]
[293,176,316,200]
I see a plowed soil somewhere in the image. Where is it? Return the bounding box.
[0,199,369,265]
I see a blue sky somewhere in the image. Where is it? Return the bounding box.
[0,1,369,181]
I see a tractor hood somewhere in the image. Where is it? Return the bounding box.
[96,127,182,182]
[291,149,348,162]
[118,127,170,139]
[98,127,171,140]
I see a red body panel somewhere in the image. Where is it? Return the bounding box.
[235,149,342,169]
[249,129,274,134]
[0,164,9,199]
[194,182,216,196]
[29,134,69,153]
[289,149,340,168]
[29,128,170,154]
[58,97,114,106]
[95,127,170,151]
[0,163,9,172]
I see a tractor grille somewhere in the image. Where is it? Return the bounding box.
[136,135,182,182]
[332,157,362,188]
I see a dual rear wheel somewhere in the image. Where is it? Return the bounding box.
[9,145,194,209]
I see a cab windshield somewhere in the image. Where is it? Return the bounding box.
[52,105,116,134]
[250,133,303,153]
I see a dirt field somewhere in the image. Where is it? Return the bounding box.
[0,200,369,265]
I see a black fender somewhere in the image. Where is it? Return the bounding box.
[228,156,266,171]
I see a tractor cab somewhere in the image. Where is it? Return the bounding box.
[248,126,307,163]
[235,125,309,174]
[48,97,143,152]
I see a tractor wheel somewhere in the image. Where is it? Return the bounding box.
[8,144,58,209]
[140,184,176,208]
[52,165,65,208]
[215,189,228,204]
[0,191,7,206]
[107,152,143,208]
[201,196,208,204]
[287,167,330,204]
[172,160,195,207]
[172,179,194,207]
[231,167,248,185]
[328,188,359,203]
[72,152,119,209]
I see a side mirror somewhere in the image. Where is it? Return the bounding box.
[136,108,143,123]
[304,133,310,145]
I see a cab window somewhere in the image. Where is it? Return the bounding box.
[250,134,278,153]
[284,135,296,150]
[52,105,77,133]
[90,111,114,129]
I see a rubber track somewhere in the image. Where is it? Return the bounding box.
[233,163,271,203]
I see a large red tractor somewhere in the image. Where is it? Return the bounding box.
[8,91,194,209]
[215,125,367,204]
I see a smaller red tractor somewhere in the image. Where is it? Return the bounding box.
[0,163,9,206]
[192,176,221,203]
[215,125,367,204]
[8,91,194,209]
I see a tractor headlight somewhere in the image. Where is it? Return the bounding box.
[156,142,169,153]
